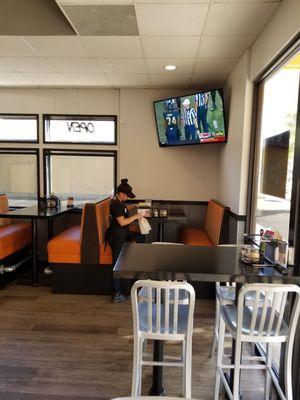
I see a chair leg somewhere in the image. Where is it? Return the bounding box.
[233,338,242,400]
[182,340,186,397]
[210,298,220,357]
[184,339,192,398]
[264,343,272,400]
[214,314,225,400]
[285,340,293,400]
[131,336,142,396]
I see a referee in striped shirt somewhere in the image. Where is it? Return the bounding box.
[194,92,209,133]
[182,98,199,140]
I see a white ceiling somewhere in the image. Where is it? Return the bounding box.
[0,0,280,89]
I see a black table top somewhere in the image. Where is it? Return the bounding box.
[0,206,72,219]
[113,243,300,284]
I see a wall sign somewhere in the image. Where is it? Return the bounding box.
[44,115,116,144]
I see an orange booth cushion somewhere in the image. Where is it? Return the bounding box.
[180,228,213,247]
[0,223,31,260]
[47,225,81,264]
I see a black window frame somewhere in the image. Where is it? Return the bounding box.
[43,148,117,198]
[0,147,40,204]
[43,114,117,145]
[0,113,39,144]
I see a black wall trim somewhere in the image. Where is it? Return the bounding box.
[229,210,247,222]
[126,199,209,206]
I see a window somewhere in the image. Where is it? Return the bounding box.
[0,149,39,206]
[250,49,300,373]
[44,114,117,144]
[251,51,300,241]
[44,149,116,203]
[0,114,38,142]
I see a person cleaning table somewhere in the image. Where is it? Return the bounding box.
[106,178,144,303]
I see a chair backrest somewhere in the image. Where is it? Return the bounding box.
[0,194,11,227]
[95,198,111,245]
[237,283,300,340]
[131,280,195,338]
[204,200,225,246]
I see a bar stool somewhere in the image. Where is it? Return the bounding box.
[214,283,300,400]
[131,280,195,398]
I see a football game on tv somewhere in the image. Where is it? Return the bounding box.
[154,89,227,147]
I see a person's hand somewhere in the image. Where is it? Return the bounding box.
[136,213,144,220]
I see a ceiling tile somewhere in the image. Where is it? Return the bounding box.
[150,74,191,88]
[61,4,139,36]
[98,58,147,73]
[0,57,58,73]
[66,73,111,86]
[0,60,15,73]
[197,35,255,58]
[191,73,228,88]
[135,4,209,36]
[22,72,71,85]
[0,37,38,57]
[0,73,32,86]
[142,37,200,58]
[203,2,279,35]
[107,73,150,87]
[81,36,143,57]
[146,58,194,74]
[48,57,103,73]
[211,0,279,2]
[194,58,237,75]
[59,0,134,3]
[24,36,92,57]
[135,0,209,3]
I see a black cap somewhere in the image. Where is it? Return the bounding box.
[117,178,136,199]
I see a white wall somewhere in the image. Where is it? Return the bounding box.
[217,50,253,215]
[120,89,219,200]
[251,0,300,80]
[0,87,219,201]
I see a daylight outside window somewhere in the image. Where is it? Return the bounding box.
[45,150,115,204]
[0,114,38,142]
[0,150,38,206]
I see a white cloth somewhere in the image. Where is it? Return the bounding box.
[138,217,152,235]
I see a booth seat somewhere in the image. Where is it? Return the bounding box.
[95,198,113,265]
[47,207,85,264]
[47,225,82,264]
[180,199,225,247]
[0,194,31,260]
[50,198,114,294]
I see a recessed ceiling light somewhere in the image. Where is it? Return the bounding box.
[164,65,177,71]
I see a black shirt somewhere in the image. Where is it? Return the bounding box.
[109,197,130,239]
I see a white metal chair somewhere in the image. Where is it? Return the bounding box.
[214,283,300,400]
[211,244,261,356]
[131,280,195,398]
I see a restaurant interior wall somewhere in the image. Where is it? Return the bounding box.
[0,87,220,202]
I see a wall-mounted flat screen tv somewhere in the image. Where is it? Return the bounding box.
[154,89,227,147]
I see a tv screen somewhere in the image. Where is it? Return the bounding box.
[154,89,227,147]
